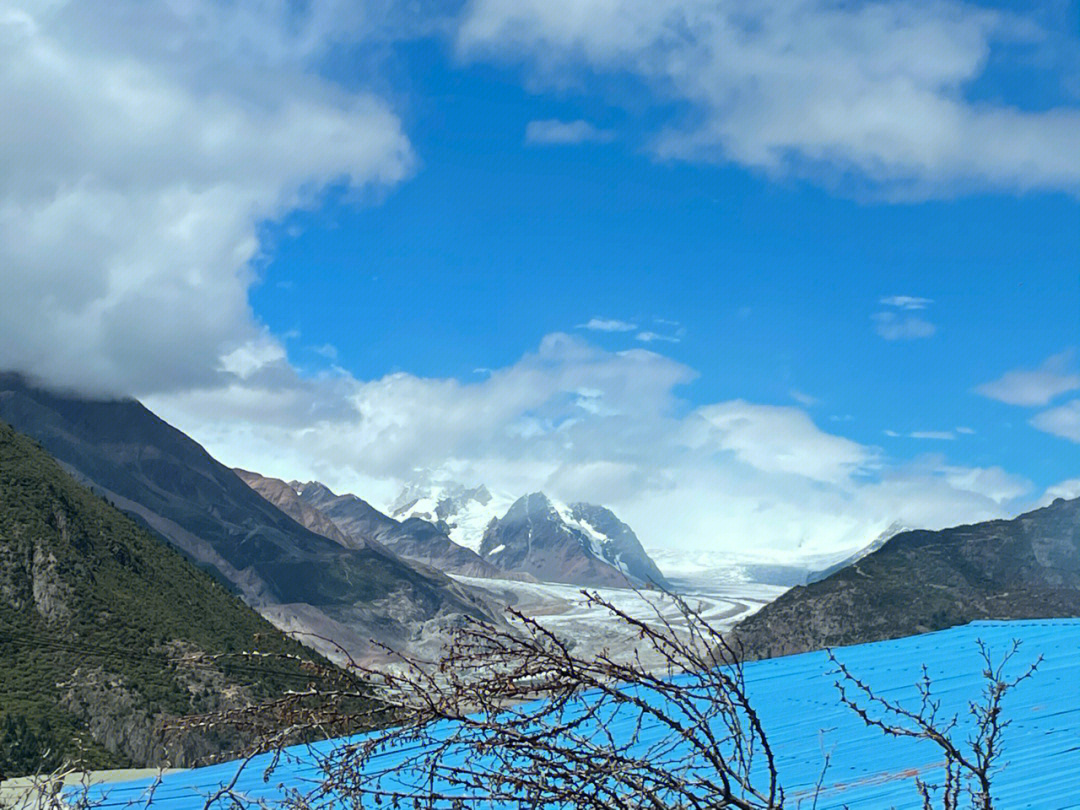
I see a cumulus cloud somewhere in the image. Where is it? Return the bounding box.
[526,119,614,145]
[149,333,1034,558]
[937,463,1031,505]
[578,317,638,332]
[1030,399,1080,443]
[456,0,1080,197]
[0,0,413,397]
[219,335,289,380]
[909,430,955,440]
[684,400,874,483]
[873,311,937,340]
[975,351,1080,407]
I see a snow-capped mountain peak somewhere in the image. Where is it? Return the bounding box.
[390,479,669,589]
[388,477,514,553]
[476,491,670,589]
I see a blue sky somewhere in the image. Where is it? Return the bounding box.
[253,32,1080,490]
[3,0,1079,557]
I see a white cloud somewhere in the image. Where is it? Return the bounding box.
[578,317,638,332]
[219,335,288,380]
[149,333,1034,558]
[151,332,696,485]
[909,430,955,440]
[0,0,413,397]
[456,0,1080,197]
[880,295,933,310]
[685,400,874,483]
[789,389,819,407]
[975,351,1080,407]
[1038,478,1080,506]
[955,426,975,435]
[312,344,340,360]
[637,320,686,343]
[636,331,680,344]
[0,2,1045,563]
[1030,399,1080,443]
[938,463,1030,506]
[526,119,614,145]
[873,311,936,340]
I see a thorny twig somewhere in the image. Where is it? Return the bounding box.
[829,638,1041,810]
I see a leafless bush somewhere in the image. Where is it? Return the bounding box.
[273,590,784,810]
[829,638,1041,810]
[32,601,1046,810]
[0,758,96,810]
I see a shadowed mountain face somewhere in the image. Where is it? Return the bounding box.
[732,497,1080,660]
[0,420,331,775]
[376,517,535,581]
[233,469,355,549]
[0,374,502,664]
[292,481,399,543]
[283,477,527,581]
[566,503,670,589]
[479,493,633,588]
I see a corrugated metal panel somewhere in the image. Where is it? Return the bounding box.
[79,619,1080,809]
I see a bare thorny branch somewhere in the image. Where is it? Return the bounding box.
[161,643,389,758]
[253,589,786,810]
[828,638,1041,810]
[54,596,1042,810]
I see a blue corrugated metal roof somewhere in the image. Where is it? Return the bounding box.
[79,619,1080,809]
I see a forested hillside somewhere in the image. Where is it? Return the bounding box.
[0,421,335,777]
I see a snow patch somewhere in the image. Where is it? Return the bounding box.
[550,498,631,578]
[388,476,514,553]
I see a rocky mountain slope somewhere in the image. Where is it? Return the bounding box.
[0,374,502,665]
[564,502,670,588]
[234,469,355,548]
[292,480,399,543]
[240,472,523,581]
[479,493,648,588]
[805,521,910,584]
[0,420,332,777]
[379,517,533,580]
[732,497,1080,659]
